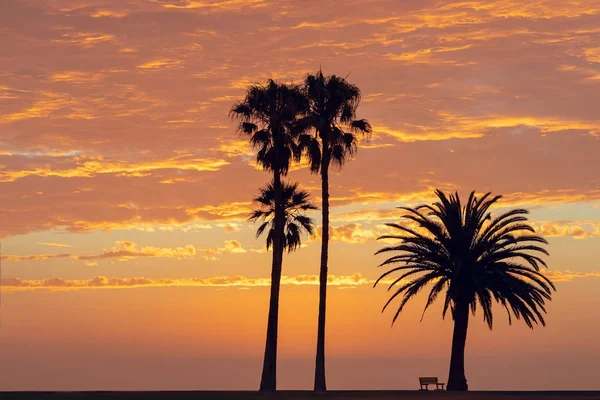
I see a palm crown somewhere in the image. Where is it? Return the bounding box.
[230,79,307,174]
[375,190,555,327]
[249,181,317,252]
[300,71,372,172]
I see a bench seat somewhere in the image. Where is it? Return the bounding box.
[419,377,445,390]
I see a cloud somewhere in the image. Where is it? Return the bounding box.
[218,223,242,232]
[543,270,600,282]
[3,270,598,292]
[1,272,371,292]
[313,223,379,245]
[0,156,229,182]
[137,59,184,71]
[37,242,74,248]
[2,241,196,263]
[154,0,268,11]
[533,221,600,239]
[199,240,252,259]
[53,32,116,47]
[89,10,128,18]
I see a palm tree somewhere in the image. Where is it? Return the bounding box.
[249,180,317,252]
[374,190,555,391]
[230,80,307,392]
[300,70,372,392]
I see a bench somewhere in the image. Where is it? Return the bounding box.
[419,377,445,390]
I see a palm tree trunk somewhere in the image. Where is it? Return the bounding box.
[446,299,470,391]
[314,141,330,392]
[259,172,285,392]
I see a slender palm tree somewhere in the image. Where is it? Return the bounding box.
[300,70,372,392]
[374,190,555,391]
[230,80,307,392]
[249,180,317,252]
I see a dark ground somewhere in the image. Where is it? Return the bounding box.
[0,392,599,400]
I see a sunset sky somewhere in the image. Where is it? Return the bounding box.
[1,0,600,391]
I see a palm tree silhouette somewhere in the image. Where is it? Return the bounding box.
[230,80,307,392]
[299,70,371,392]
[374,190,555,391]
[249,180,317,252]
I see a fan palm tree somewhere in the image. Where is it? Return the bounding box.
[249,180,317,252]
[230,80,307,392]
[300,70,372,392]
[374,190,555,391]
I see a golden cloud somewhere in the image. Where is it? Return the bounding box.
[137,59,184,70]
[0,156,229,182]
[313,223,379,245]
[53,32,116,47]
[2,241,196,263]
[218,223,242,232]
[3,270,597,292]
[385,44,473,63]
[2,92,75,122]
[90,10,128,18]
[1,272,370,292]
[543,270,600,282]
[49,71,104,84]
[37,242,74,248]
[157,0,267,11]
[532,221,600,239]
[187,201,253,221]
[199,240,258,260]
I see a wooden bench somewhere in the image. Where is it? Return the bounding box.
[419,377,445,390]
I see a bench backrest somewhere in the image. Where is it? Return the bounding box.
[419,377,439,384]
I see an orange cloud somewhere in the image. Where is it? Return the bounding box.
[53,32,116,47]
[2,241,196,263]
[1,272,370,292]
[198,240,261,260]
[313,223,379,245]
[2,92,75,122]
[137,59,184,70]
[157,0,268,11]
[90,10,128,18]
[3,270,596,292]
[531,221,600,239]
[543,270,600,282]
[0,156,229,182]
[49,71,105,84]
[37,242,74,248]
[218,223,242,232]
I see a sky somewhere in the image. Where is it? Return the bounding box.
[1,0,600,391]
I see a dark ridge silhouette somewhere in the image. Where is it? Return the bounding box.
[297,70,372,392]
[0,391,599,400]
[230,80,308,392]
[374,190,555,391]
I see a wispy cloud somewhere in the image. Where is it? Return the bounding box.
[0,156,229,182]
[3,269,597,292]
[2,241,196,263]
[37,242,74,248]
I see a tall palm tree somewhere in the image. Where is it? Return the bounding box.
[230,80,307,392]
[249,180,317,252]
[300,70,372,392]
[374,190,555,391]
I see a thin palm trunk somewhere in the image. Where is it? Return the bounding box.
[259,171,285,392]
[314,139,330,392]
[447,300,469,391]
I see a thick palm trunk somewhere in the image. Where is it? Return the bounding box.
[446,300,470,391]
[314,142,330,392]
[259,172,285,392]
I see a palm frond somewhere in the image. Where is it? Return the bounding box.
[374,189,555,329]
